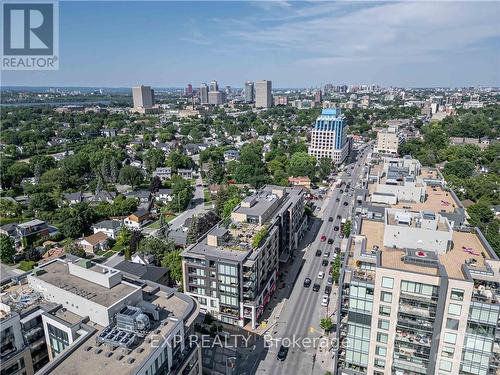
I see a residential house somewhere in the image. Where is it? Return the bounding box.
[78,232,109,254]
[126,190,151,204]
[155,188,173,203]
[288,176,312,189]
[91,220,122,239]
[16,219,59,248]
[153,167,172,181]
[124,209,151,229]
[177,168,194,179]
[223,149,240,162]
[101,128,117,137]
[131,253,155,265]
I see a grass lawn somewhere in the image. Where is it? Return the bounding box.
[203,189,212,203]
[100,250,116,258]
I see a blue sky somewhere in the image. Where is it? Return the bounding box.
[3,1,500,88]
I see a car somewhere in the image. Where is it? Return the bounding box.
[339,233,344,239]
[315,206,321,211]
[312,283,320,292]
[277,345,289,361]
[327,276,333,285]
[339,189,344,194]
[322,259,329,266]
[333,226,339,231]
[337,215,341,219]
[325,285,332,295]
[328,217,333,222]
[343,201,348,206]
[318,271,325,279]
[320,235,327,242]
[303,278,312,287]
[324,251,330,258]
[335,246,341,253]
[316,249,322,257]
[321,295,329,306]
[335,197,340,202]
[327,238,334,244]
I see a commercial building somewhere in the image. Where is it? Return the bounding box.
[132,85,155,113]
[181,186,307,329]
[208,91,223,106]
[335,154,500,375]
[255,80,272,108]
[1,257,202,375]
[199,84,208,105]
[308,108,349,164]
[244,81,254,103]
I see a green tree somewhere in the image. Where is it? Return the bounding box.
[29,192,56,212]
[443,159,475,179]
[144,148,165,173]
[320,317,333,333]
[118,165,143,188]
[161,250,182,285]
[64,242,86,258]
[0,234,15,263]
[288,152,317,180]
[138,237,175,264]
[318,158,333,181]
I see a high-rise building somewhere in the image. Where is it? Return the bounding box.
[375,126,405,155]
[208,91,223,105]
[314,90,322,104]
[335,155,500,375]
[255,80,272,108]
[182,186,308,329]
[185,83,193,96]
[244,81,254,103]
[209,80,218,92]
[132,85,154,109]
[308,108,348,164]
[200,83,208,105]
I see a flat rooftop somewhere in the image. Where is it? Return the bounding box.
[50,290,192,375]
[36,261,138,307]
[386,212,450,232]
[440,231,489,280]
[393,185,458,213]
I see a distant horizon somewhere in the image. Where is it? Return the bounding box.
[2,1,499,87]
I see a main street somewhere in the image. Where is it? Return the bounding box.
[254,146,370,375]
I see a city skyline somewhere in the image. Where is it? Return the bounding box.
[2,1,499,88]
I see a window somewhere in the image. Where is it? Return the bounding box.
[450,289,464,301]
[374,358,385,368]
[448,303,462,316]
[377,332,388,344]
[375,346,387,356]
[379,305,391,316]
[439,359,453,372]
[446,318,459,330]
[441,346,454,359]
[378,319,390,330]
[381,277,393,289]
[444,332,457,344]
[380,291,392,303]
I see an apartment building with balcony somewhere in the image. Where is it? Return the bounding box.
[1,257,202,375]
[181,186,307,329]
[336,173,499,375]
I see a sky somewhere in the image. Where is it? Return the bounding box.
[2,1,500,88]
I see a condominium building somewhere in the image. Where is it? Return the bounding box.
[208,91,223,106]
[244,81,254,103]
[181,186,307,329]
[132,85,155,113]
[308,108,349,164]
[255,80,272,108]
[375,127,405,155]
[335,155,500,375]
[199,83,208,105]
[1,257,202,375]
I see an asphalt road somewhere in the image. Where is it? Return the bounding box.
[255,148,370,375]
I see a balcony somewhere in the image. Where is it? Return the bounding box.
[395,329,432,347]
[399,302,435,319]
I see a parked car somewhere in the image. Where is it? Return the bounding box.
[322,259,329,266]
[327,276,333,285]
[325,285,332,295]
[277,345,289,361]
[333,226,339,231]
[321,295,329,306]
[303,278,312,287]
[324,251,330,258]
[318,271,325,279]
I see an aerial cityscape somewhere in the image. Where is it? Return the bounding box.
[0,2,499,375]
